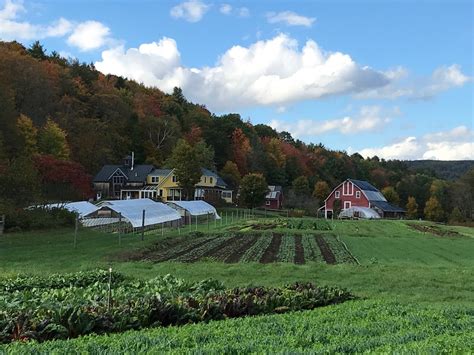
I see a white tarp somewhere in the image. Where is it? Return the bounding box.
[168,200,220,219]
[65,201,100,218]
[98,199,181,228]
[28,201,99,219]
[338,206,381,219]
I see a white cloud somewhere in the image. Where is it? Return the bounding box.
[356,64,471,100]
[238,7,250,17]
[354,126,474,160]
[219,4,249,17]
[67,21,111,51]
[266,11,315,27]
[95,34,389,111]
[269,106,393,137]
[170,0,209,22]
[0,0,72,40]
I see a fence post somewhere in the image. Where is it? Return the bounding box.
[141,209,145,241]
[0,214,4,235]
[74,216,78,249]
[118,213,122,246]
[207,213,210,230]
[195,215,198,231]
[161,222,164,236]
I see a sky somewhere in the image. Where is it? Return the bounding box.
[0,0,473,160]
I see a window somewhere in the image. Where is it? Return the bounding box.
[356,191,361,198]
[151,176,159,183]
[159,189,163,196]
[266,200,271,206]
[172,175,178,183]
[204,177,207,183]
[335,191,340,198]
[210,177,213,184]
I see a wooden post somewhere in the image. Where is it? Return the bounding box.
[195,215,198,231]
[0,214,4,235]
[161,222,164,236]
[118,213,122,246]
[141,209,145,241]
[74,216,78,249]
[107,267,112,312]
[232,211,234,223]
[207,213,210,230]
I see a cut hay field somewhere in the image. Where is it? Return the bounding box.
[0,217,473,353]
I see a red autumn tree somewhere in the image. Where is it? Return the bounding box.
[34,155,93,200]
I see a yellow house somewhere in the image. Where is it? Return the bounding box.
[144,168,233,203]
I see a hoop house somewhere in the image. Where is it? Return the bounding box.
[167,200,220,219]
[338,206,381,219]
[96,199,182,228]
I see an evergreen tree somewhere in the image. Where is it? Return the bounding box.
[448,207,464,223]
[38,119,70,160]
[292,176,310,197]
[28,41,47,60]
[239,173,268,208]
[406,196,419,219]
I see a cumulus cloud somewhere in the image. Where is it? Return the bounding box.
[266,11,315,27]
[67,21,111,51]
[356,64,471,100]
[170,0,209,22]
[219,4,249,17]
[238,7,250,17]
[95,34,390,111]
[269,106,394,137]
[0,0,72,40]
[354,126,474,160]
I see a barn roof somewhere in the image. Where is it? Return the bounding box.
[370,200,406,213]
[348,179,379,192]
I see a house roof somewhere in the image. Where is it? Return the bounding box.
[266,186,282,200]
[370,200,406,213]
[93,165,154,183]
[150,169,173,176]
[202,168,228,188]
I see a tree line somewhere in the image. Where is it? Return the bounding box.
[0,41,472,223]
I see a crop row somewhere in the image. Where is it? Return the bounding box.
[3,300,472,353]
[322,235,356,264]
[302,234,325,263]
[277,234,295,262]
[0,272,353,344]
[239,232,273,262]
[174,235,231,262]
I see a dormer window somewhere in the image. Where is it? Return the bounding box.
[172,175,178,183]
[335,191,340,198]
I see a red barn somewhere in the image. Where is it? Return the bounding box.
[321,179,405,219]
[263,185,283,209]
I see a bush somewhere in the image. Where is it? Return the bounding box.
[3,206,76,232]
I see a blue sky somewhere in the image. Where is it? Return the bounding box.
[1,0,472,160]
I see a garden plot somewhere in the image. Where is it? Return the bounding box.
[127,232,355,265]
[231,218,333,232]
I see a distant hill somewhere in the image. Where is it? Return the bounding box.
[404,160,474,180]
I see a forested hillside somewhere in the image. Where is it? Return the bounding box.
[405,160,474,180]
[0,41,472,221]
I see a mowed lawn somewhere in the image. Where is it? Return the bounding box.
[0,219,473,305]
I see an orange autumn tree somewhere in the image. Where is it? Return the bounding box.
[231,128,251,175]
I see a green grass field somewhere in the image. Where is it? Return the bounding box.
[0,217,473,352]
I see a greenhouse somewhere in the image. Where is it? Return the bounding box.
[84,198,182,232]
[338,206,381,219]
[168,200,220,218]
[29,201,99,219]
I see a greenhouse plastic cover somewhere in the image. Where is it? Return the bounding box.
[99,199,181,227]
[168,200,220,218]
[29,201,99,218]
[338,206,381,219]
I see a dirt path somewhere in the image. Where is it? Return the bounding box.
[225,235,259,263]
[260,233,282,263]
[315,235,336,264]
[294,235,305,264]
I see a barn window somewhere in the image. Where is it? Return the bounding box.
[266,200,271,206]
[356,191,361,198]
[335,191,340,198]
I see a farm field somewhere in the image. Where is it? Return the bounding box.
[0,217,473,352]
[121,231,356,264]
